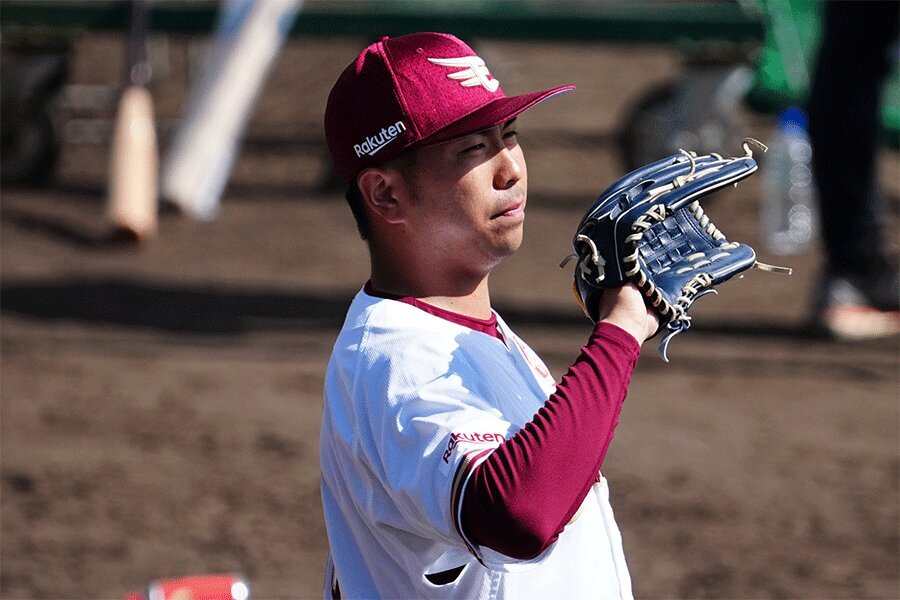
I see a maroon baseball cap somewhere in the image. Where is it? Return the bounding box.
[324,32,575,182]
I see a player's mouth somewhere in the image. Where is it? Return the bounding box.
[492,199,525,220]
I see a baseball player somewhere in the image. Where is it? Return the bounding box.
[319,32,657,599]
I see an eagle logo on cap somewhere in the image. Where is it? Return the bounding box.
[427,56,500,92]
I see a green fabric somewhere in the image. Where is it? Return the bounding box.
[745,0,822,110]
[744,0,897,142]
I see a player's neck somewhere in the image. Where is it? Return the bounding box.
[369,261,493,319]
[418,279,492,320]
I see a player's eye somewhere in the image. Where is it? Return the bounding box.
[503,130,518,139]
[461,143,486,154]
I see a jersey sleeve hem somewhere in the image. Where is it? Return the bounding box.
[451,447,493,563]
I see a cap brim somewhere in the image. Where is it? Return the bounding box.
[420,84,575,147]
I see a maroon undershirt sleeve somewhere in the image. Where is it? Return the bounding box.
[460,321,640,561]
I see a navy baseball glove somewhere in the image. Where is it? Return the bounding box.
[564,140,790,361]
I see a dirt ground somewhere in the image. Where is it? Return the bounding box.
[2,34,898,599]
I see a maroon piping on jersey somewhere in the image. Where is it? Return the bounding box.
[364,281,504,340]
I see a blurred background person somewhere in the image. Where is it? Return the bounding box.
[807,0,900,340]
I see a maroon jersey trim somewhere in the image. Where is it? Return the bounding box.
[364,281,503,340]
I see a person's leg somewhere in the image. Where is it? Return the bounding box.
[807,1,899,337]
[808,0,897,275]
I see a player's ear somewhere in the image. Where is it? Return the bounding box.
[357,167,411,225]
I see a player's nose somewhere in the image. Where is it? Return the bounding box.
[493,147,523,191]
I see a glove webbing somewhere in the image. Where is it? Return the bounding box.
[620,201,732,327]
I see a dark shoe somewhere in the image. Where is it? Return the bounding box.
[813,267,900,340]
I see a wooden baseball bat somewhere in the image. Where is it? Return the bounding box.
[160,0,301,220]
[107,0,157,241]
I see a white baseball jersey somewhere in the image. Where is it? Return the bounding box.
[320,287,633,599]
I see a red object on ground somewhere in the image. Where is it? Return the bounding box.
[123,573,250,600]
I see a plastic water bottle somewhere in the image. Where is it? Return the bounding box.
[761,107,818,255]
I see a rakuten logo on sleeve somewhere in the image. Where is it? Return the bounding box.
[442,431,505,463]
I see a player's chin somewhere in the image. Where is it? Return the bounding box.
[493,225,524,257]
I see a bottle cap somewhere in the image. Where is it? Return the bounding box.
[778,106,808,131]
